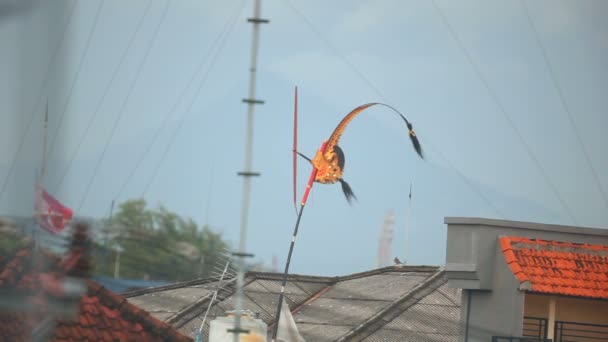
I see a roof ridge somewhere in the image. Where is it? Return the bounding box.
[123,266,440,298]
[246,271,335,282]
[122,275,230,297]
[333,265,441,282]
[335,268,447,342]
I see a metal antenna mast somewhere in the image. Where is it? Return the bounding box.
[232,0,268,340]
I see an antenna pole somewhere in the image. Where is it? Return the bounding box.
[40,101,49,181]
[405,183,412,263]
[232,0,268,340]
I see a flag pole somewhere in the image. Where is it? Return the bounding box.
[40,100,49,181]
[271,140,327,342]
[34,101,50,247]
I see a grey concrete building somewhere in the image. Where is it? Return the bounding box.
[445,217,608,342]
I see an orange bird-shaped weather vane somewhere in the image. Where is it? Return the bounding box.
[293,97,424,204]
[272,87,424,342]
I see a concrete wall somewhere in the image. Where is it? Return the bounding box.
[444,217,608,342]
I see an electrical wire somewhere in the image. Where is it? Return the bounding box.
[139,0,246,198]
[76,0,172,213]
[520,0,608,211]
[53,0,154,194]
[431,0,578,224]
[46,0,105,160]
[283,0,386,103]
[113,0,247,201]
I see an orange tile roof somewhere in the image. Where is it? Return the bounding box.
[499,236,608,299]
[0,242,192,342]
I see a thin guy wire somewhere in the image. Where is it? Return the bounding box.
[114,0,246,201]
[0,1,78,200]
[284,0,507,219]
[54,0,154,194]
[47,0,105,160]
[431,0,578,224]
[77,0,171,213]
[140,0,246,198]
[425,140,507,218]
[521,0,608,210]
[284,0,387,102]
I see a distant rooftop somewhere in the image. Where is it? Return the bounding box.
[125,265,462,341]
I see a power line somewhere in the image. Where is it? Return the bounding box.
[283,0,507,219]
[53,0,154,194]
[0,0,78,200]
[425,141,507,219]
[76,0,172,214]
[139,0,246,198]
[430,0,578,224]
[113,0,247,201]
[283,0,386,102]
[46,0,105,160]
[520,0,608,211]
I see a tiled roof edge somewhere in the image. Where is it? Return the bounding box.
[499,236,529,284]
[88,280,192,342]
[334,268,447,342]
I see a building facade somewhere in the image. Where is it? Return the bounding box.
[445,217,608,342]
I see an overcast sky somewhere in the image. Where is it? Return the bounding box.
[1,0,607,276]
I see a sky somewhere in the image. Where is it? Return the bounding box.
[1,0,607,276]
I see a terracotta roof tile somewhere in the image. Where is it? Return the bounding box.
[499,236,608,299]
[0,244,192,341]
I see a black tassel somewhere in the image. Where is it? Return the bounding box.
[409,134,424,159]
[338,179,357,204]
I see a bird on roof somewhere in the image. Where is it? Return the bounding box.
[394,257,402,265]
[295,103,423,204]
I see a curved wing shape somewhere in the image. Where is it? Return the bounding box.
[325,103,424,160]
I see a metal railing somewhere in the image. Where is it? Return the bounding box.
[524,316,549,340]
[492,317,608,342]
[554,320,608,342]
[492,336,552,342]
[492,316,551,342]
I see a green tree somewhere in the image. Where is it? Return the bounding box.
[94,199,230,282]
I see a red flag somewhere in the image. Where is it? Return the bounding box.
[34,184,73,234]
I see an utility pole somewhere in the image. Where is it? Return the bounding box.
[232,0,268,340]
[113,250,121,279]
